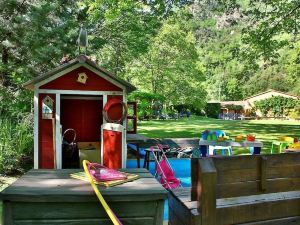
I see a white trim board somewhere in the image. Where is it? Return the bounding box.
[83,64,126,91]
[55,94,62,169]
[34,90,39,169]
[38,90,123,95]
[34,63,126,91]
[61,96,103,100]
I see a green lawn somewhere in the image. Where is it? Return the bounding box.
[138,116,300,154]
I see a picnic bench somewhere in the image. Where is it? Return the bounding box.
[1,168,168,225]
[169,153,300,225]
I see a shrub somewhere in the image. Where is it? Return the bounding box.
[173,104,204,115]
[128,91,166,120]
[254,96,299,117]
[0,114,33,175]
[204,103,221,118]
[289,104,300,119]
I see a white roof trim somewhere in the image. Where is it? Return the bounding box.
[35,63,125,91]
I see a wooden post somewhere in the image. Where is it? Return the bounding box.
[198,158,217,225]
[191,158,199,201]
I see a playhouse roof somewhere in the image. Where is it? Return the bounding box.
[23,55,136,93]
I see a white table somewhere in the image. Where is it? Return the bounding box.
[199,139,263,156]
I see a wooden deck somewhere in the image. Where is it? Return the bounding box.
[1,168,168,225]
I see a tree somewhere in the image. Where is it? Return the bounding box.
[84,0,191,76]
[242,0,300,59]
[0,0,80,117]
[126,9,206,109]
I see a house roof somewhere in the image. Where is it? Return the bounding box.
[244,89,299,100]
[23,55,136,93]
[220,101,245,107]
[207,100,245,106]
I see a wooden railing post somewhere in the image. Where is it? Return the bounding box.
[191,158,217,225]
[191,158,200,201]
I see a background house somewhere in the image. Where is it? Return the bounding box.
[244,89,299,114]
[210,89,299,119]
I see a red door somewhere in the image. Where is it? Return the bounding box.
[61,98,103,142]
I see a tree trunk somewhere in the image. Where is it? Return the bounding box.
[1,47,10,87]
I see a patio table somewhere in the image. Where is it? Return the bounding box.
[199,140,263,157]
[127,133,149,168]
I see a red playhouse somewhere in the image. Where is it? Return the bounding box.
[24,55,137,169]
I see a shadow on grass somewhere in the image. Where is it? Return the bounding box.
[138,117,300,154]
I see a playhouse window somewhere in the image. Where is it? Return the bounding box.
[42,96,54,119]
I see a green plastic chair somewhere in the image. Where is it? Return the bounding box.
[271,136,295,153]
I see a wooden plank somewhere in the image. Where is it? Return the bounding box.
[171,188,192,203]
[217,177,300,198]
[238,216,300,225]
[266,153,300,167]
[217,191,300,207]
[169,207,187,225]
[216,169,259,184]
[12,201,159,220]
[213,155,260,171]
[191,158,199,201]
[266,165,300,179]
[198,158,217,225]
[168,192,195,225]
[14,217,155,225]
[3,177,163,193]
[217,195,300,224]
[2,201,13,225]
[213,153,299,173]
[27,168,150,175]
[154,200,165,225]
[260,156,267,191]
[216,164,300,185]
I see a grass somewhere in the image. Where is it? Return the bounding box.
[137,116,300,154]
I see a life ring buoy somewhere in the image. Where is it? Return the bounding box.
[103,99,128,123]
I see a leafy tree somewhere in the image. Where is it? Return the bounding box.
[242,0,300,59]
[84,0,191,75]
[128,91,165,119]
[126,8,206,109]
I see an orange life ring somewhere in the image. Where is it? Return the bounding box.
[103,99,128,123]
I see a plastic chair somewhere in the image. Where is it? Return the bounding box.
[206,130,233,156]
[271,136,295,153]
